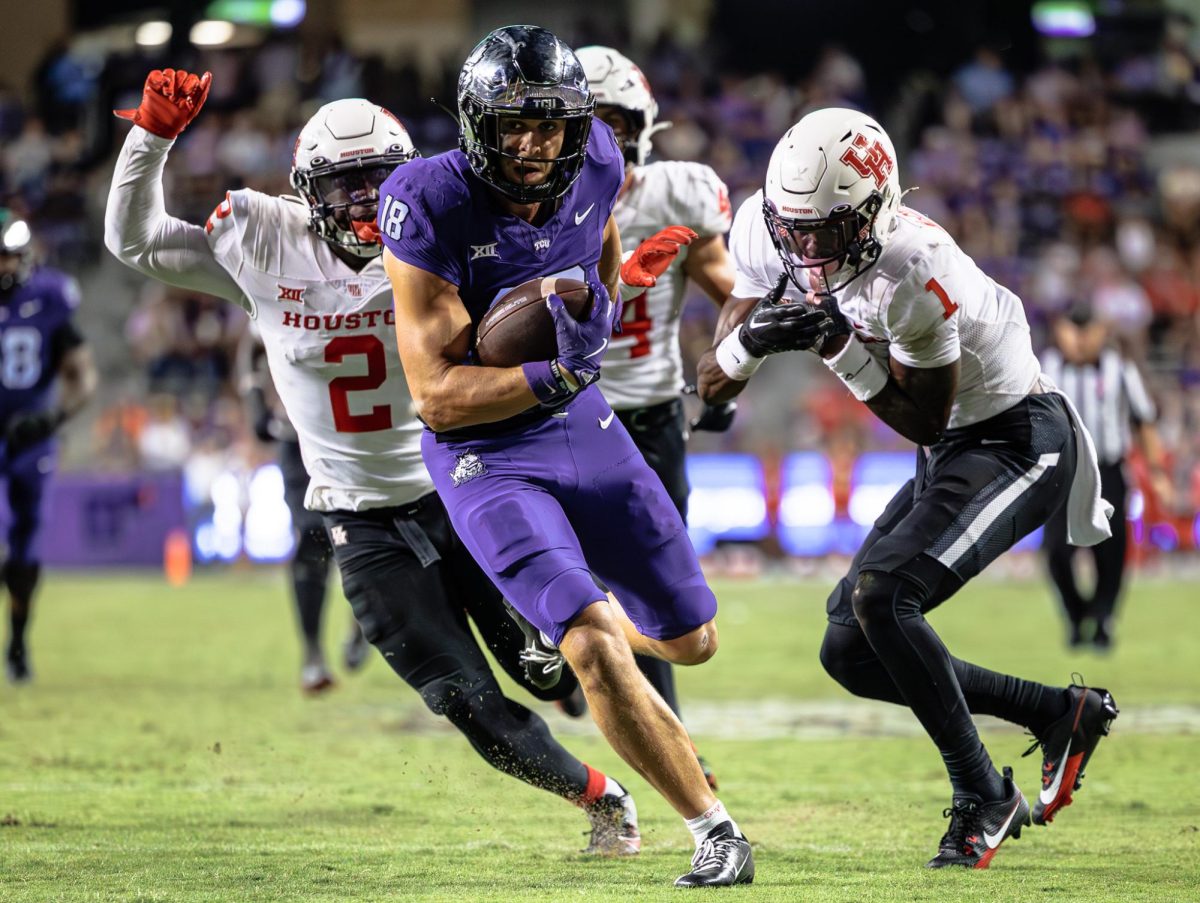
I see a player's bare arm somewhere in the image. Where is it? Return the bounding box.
[385,250,538,431]
[682,234,735,306]
[819,332,959,445]
[600,214,622,303]
[695,297,756,404]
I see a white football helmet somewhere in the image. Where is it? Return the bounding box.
[763,107,901,291]
[290,99,419,258]
[576,45,669,167]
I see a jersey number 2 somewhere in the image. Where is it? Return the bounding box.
[326,335,392,433]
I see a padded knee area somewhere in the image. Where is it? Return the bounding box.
[819,624,857,692]
[850,570,925,628]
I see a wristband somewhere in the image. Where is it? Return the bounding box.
[715,329,765,381]
[522,359,576,405]
[823,335,888,401]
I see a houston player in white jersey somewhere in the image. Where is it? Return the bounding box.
[575,45,735,789]
[697,108,1119,868]
[104,68,641,854]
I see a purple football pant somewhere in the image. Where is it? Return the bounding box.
[421,386,717,647]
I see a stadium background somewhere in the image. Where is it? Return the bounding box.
[1,0,1198,567]
[2,2,1199,900]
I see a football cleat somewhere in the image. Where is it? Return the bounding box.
[1026,679,1119,825]
[674,821,754,887]
[300,663,335,695]
[582,788,641,856]
[926,766,1030,869]
[5,644,31,685]
[503,599,564,691]
[556,682,589,718]
[342,622,370,672]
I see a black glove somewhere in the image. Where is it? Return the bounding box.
[5,409,65,454]
[812,291,851,343]
[690,400,737,432]
[739,275,834,356]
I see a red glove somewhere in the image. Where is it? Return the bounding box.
[620,225,699,288]
[115,69,212,140]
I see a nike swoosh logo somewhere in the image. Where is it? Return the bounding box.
[583,337,609,359]
[982,797,1024,849]
[599,412,615,429]
[574,203,596,225]
[1039,741,1072,805]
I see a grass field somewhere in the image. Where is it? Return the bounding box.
[1,566,1198,901]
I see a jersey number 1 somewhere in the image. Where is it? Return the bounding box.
[326,335,392,433]
[924,277,959,320]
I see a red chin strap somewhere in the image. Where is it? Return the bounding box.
[352,220,381,243]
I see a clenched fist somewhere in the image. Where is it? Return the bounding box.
[115,69,212,140]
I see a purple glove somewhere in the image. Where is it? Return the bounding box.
[523,283,616,405]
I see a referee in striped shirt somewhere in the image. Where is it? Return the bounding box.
[1040,305,1173,649]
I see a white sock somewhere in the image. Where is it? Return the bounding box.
[685,800,739,846]
[603,775,624,798]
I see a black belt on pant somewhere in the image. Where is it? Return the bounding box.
[616,398,682,432]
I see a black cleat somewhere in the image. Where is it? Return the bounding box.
[5,644,31,685]
[556,682,588,718]
[674,821,754,887]
[503,599,564,691]
[1026,679,1119,825]
[582,788,641,856]
[926,766,1030,869]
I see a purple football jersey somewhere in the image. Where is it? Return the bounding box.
[378,120,624,328]
[0,267,82,423]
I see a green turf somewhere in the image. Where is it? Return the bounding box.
[1,568,1197,901]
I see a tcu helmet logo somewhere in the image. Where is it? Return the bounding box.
[839,134,894,189]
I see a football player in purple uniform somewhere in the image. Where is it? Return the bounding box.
[0,208,97,683]
[381,26,752,888]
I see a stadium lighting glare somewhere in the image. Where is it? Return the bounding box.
[135,21,173,47]
[270,0,306,27]
[190,19,237,46]
[1031,1,1096,38]
[2,218,31,251]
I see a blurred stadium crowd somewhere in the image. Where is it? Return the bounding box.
[3,8,1199,547]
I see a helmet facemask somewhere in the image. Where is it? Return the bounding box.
[292,152,416,259]
[764,192,884,293]
[460,98,594,205]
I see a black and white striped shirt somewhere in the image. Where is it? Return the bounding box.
[1040,348,1157,465]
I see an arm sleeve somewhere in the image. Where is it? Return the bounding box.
[729,193,777,298]
[887,243,962,369]
[377,164,464,286]
[1122,359,1157,423]
[104,126,249,308]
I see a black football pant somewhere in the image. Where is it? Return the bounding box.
[325,493,592,801]
[1043,461,1128,630]
[618,399,689,718]
[821,395,1076,802]
[280,440,334,655]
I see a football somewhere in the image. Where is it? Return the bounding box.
[474,276,592,367]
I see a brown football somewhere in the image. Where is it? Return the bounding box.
[474,276,593,367]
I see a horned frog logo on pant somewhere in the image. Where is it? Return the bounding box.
[450,451,487,487]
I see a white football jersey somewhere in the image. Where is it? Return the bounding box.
[207,190,433,511]
[729,193,1041,428]
[602,161,732,409]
